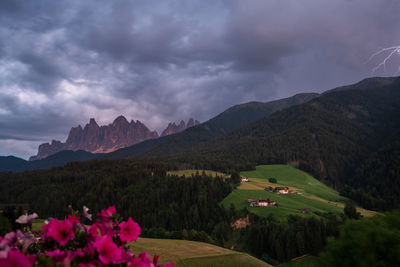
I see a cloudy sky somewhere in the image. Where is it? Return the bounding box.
[1,0,400,159]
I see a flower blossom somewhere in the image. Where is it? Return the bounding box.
[15,213,38,226]
[46,218,75,246]
[88,223,100,241]
[83,206,92,221]
[119,217,141,242]
[93,235,122,265]
[46,249,66,261]
[98,206,116,221]
[0,205,174,267]
[0,249,33,267]
[128,251,153,267]
[68,214,80,225]
[0,231,25,248]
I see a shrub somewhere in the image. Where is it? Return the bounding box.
[268,178,277,183]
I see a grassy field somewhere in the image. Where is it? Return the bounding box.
[168,169,228,178]
[130,238,272,267]
[32,219,45,231]
[278,256,320,267]
[221,165,376,220]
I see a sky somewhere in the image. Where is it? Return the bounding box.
[1,0,400,159]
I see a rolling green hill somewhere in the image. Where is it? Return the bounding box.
[221,165,376,220]
[131,238,272,267]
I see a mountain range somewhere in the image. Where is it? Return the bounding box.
[1,76,400,211]
[29,117,199,161]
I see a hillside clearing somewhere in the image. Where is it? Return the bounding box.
[168,169,227,178]
[222,165,376,219]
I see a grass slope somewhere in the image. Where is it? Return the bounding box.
[168,169,227,178]
[278,256,320,267]
[221,165,376,220]
[131,238,271,267]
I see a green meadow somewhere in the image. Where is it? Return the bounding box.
[278,256,320,267]
[130,238,272,267]
[221,165,376,220]
[167,169,228,178]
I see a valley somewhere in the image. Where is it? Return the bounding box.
[0,77,399,266]
[1,2,400,265]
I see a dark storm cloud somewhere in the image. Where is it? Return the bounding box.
[1,0,400,159]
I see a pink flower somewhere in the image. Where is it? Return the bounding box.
[88,224,100,240]
[119,218,141,242]
[78,263,96,267]
[15,213,38,226]
[82,206,92,221]
[84,242,96,257]
[128,252,152,267]
[46,249,66,262]
[120,248,135,263]
[46,218,75,246]
[0,231,26,248]
[46,249,84,265]
[63,250,85,266]
[0,232,16,248]
[68,214,80,225]
[93,235,122,265]
[0,250,32,267]
[0,246,10,259]
[98,206,116,221]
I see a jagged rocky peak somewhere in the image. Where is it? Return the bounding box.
[186,118,200,128]
[113,115,129,126]
[88,118,99,127]
[30,116,159,161]
[160,118,200,137]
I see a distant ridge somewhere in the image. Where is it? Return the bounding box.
[7,77,398,173]
[29,116,201,161]
[29,116,158,161]
[160,118,200,137]
[103,92,319,159]
[1,150,97,172]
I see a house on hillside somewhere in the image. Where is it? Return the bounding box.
[265,186,273,192]
[248,198,276,207]
[301,208,310,214]
[274,186,289,194]
[241,176,249,182]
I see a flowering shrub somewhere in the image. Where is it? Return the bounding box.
[0,205,174,267]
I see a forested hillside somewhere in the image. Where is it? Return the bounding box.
[0,159,231,232]
[0,159,343,264]
[165,77,400,210]
[137,93,319,157]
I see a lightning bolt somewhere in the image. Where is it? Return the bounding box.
[369,46,400,73]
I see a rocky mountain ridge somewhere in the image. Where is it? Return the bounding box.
[30,116,199,161]
[161,118,200,137]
